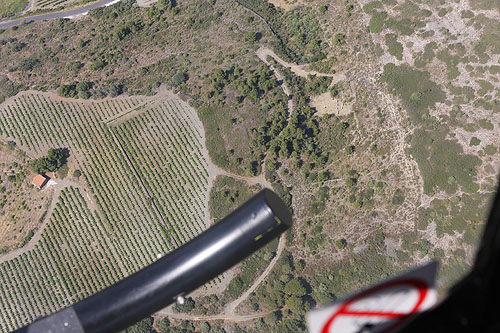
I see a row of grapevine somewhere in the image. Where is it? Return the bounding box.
[114,97,211,245]
[0,93,172,270]
[0,91,212,330]
[35,0,73,8]
[0,187,123,332]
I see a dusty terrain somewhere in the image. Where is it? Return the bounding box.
[0,145,50,253]
[0,0,498,331]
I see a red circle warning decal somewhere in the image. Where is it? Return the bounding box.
[307,263,438,333]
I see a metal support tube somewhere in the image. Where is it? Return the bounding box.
[17,189,292,333]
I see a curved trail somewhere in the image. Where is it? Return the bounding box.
[224,235,284,315]
[256,47,346,81]
[156,238,284,322]
[156,47,307,322]
[0,179,93,264]
[212,164,272,190]
[156,309,272,322]
[256,48,294,112]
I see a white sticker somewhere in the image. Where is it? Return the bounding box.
[307,262,438,333]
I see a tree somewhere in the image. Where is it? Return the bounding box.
[157,0,176,11]
[317,171,331,182]
[73,170,82,178]
[286,295,303,313]
[173,297,195,313]
[47,148,64,169]
[76,81,91,99]
[124,317,153,333]
[57,83,77,98]
[245,160,259,177]
[170,71,188,87]
[17,57,40,71]
[156,318,170,333]
[226,276,244,298]
[180,320,195,331]
[392,189,405,205]
[284,278,307,297]
[90,59,107,71]
[107,84,123,97]
[345,4,354,17]
[265,312,279,325]
[200,322,211,332]
[29,148,66,174]
[469,137,481,146]
[329,84,340,98]
[345,177,357,187]
[67,61,84,73]
[245,31,259,43]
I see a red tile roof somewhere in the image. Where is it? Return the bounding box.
[32,175,48,189]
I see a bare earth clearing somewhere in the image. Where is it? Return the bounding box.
[136,0,157,7]
[311,92,353,116]
[266,0,305,11]
[256,46,354,117]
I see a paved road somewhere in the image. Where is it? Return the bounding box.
[0,0,121,29]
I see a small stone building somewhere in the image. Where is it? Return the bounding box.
[32,174,48,189]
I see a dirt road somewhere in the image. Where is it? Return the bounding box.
[156,308,271,322]
[0,178,92,263]
[256,47,346,81]
[225,235,285,315]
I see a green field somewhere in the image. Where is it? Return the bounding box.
[0,0,28,18]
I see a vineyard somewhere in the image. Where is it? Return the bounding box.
[0,90,212,331]
[0,187,123,331]
[113,97,211,245]
[32,0,89,10]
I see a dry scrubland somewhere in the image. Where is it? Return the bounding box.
[355,0,500,285]
[0,144,50,253]
[0,0,498,332]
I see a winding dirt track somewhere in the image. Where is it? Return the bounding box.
[0,46,311,323]
[0,178,92,264]
[224,236,285,315]
[156,309,272,322]
[155,48,305,322]
[256,47,346,81]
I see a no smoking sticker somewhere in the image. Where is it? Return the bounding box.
[307,262,438,333]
